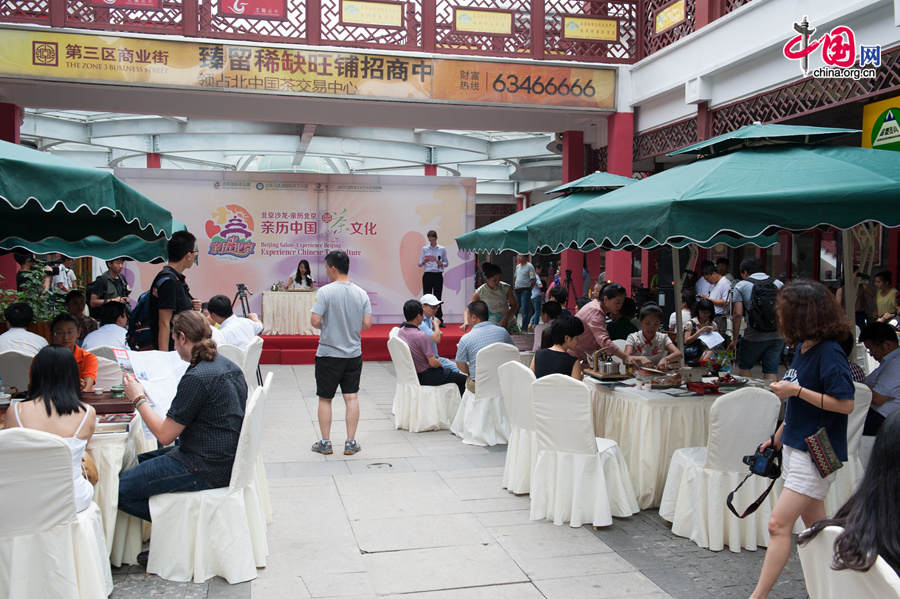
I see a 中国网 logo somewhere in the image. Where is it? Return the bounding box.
[205,204,256,259]
[782,15,880,80]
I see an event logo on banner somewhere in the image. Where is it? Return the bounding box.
[218,0,286,20]
[206,204,256,259]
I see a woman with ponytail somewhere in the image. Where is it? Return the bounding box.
[118,310,248,523]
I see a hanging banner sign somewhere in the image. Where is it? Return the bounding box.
[562,16,618,42]
[88,0,161,9]
[340,0,404,28]
[218,0,287,20]
[453,8,513,35]
[655,0,686,34]
[0,28,615,110]
[862,95,900,152]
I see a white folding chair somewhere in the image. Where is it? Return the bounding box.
[799,525,900,598]
[243,336,264,390]
[388,326,401,338]
[0,350,33,395]
[94,355,123,388]
[659,388,781,552]
[87,345,117,361]
[825,383,872,515]
[147,385,269,583]
[387,336,459,432]
[450,342,520,446]
[217,343,246,372]
[499,361,536,494]
[530,374,638,527]
[0,428,113,597]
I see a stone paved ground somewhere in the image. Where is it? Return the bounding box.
[110,363,808,599]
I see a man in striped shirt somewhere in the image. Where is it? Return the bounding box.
[455,300,514,384]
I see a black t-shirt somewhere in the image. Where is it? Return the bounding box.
[149,266,193,349]
[533,348,578,379]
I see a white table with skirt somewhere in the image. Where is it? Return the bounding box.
[262,291,319,335]
[587,381,717,510]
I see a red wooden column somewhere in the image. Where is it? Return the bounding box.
[780,231,792,280]
[424,164,437,176]
[147,153,162,168]
[0,103,23,289]
[605,112,634,296]
[559,130,585,309]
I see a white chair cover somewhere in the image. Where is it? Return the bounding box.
[499,361,536,494]
[387,337,459,433]
[530,374,639,527]
[450,342,520,446]
[147,385,269,583]
[255,372,274,524]
[0,428,113,597]
[0,350,33,395]
[798,526,900,598]
[388,326,400,338]
[87,345,117,361]
[243,336,264,390]
[659,387,781,552]
[824,383,872,516]
[95,356,123,388]
[217,343,246,372]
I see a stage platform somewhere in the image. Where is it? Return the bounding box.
[261,323,464,364]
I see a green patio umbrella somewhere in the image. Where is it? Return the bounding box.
[667,122,859,158]
[0,226,185,263]
[0,140,178,243]
[527,145,900,253]
[546,171,636,194]
[456,174,634,254]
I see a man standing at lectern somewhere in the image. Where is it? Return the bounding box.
[419,230,448,326]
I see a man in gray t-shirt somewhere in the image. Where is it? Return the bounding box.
[310,250,372,456]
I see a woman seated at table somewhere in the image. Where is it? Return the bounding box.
[6,345,96,512]
[798,410,900,576]
[285,259,315,290]
[682,298,722,363]
[530,314,584,380]
[118,310,248,522]
[625,304,682,370]
[51,312,98,392]
[470,262,517,328]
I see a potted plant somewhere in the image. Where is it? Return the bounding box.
[0,261,66,341]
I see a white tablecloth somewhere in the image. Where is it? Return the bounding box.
[86,413,156,567]
[588,381,716,509]
[262,291,319,335]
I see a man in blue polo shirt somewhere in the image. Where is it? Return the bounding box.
[860,321,900,436]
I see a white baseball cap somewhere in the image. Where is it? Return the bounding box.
[419,294,443,306]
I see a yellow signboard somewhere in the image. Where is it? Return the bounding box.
[655,0,686,34]
[562,16,618,42]
[862,95,900,151]
[454,8,513,35]
[0,29,615,110]
[340,0,403,28]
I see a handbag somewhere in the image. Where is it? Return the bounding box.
[804,426,843,478]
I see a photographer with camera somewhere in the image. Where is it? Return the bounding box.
[750,280,855,599]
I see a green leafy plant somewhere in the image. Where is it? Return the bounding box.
[0,262,65,323]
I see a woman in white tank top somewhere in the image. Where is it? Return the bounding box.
[7,345,96,512]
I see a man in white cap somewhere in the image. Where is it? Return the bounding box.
[419,293,459,373]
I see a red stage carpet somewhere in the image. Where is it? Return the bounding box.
[261,324,464,364]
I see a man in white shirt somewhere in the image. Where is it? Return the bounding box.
[698,260,733,333]
[418,230,449,325]
[51,256,78,292]
[83,301,129,350]
[0,303,48,355]
[207,294,264,350]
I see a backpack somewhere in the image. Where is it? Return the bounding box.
[128,270,175,349]
[746,276,778,333]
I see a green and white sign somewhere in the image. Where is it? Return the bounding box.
[871,108,900,151]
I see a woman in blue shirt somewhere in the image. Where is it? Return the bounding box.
[751,280,855,599]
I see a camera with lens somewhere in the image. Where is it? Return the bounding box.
[742,442,781,479]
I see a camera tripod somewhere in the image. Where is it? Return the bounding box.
[232,283,252,317]
[563,270,577,311]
